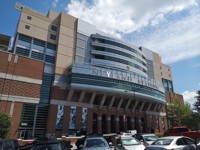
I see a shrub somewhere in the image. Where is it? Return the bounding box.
[0,111,12,138]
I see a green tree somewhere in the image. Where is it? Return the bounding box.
[166,97,193,127]
[193,90,200,112]
[0,111,12,138]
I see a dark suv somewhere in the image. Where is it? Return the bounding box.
[20,137,72,150]
[0,139,19,150]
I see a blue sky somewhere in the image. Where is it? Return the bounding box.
[0,0,200,106]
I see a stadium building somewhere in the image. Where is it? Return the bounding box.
[0,3,183,138]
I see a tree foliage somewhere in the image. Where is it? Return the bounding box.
[193,90,200,112]
[0,111,12,138]
[166,97,193,127]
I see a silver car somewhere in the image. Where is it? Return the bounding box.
[145,136,199,150]
[133,133,159,147]
[115,136,145,150]
[81,136,111,150]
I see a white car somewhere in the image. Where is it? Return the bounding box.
[115,136,145,150]
[145,136,200,150]
[120,132,133,137]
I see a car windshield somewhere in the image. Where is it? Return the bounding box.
[35,143,62,150]
[122,138,140,146]
[143,135,158,141]
[152,139,173,145]
[85,139,107,148]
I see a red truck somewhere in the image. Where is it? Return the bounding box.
[163,126,200,141]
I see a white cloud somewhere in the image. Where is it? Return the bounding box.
[65,0,199,63]
[66,0,197,37]
[131,9,200,64]
[182,90,197,107]
[52,0,59,8]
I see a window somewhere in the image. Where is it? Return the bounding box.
[27,16,32,20]
[47,43,57,51]
[18,34,32,43]
[33,39,45,47]
[45,55,55,64]
[50,34,56,40]
[25,25,30,30]
[16,47,30,57]
[161,72,162,75]
[31,51,44,60]
[51,25,58,32]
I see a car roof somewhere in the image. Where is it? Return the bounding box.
[142,134,158,136]
[86,136,105,140]
[121,136,135,139]
[158,136,185,139]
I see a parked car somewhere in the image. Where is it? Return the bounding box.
[76,133,113,149]
[60,140,73,149]
[0,139,19,150]
[114,136,145,150]
[163,126,200,141]
[120,132,133,137]
[76,136,86,149]
[145,136,200,150]
[80,134,111,150]
[126,130,137,135]
[19,137,72,150]
[132,133,158,146]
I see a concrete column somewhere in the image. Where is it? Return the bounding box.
[125,98,131,111]
[139,101,145,112]
[147,103,152,111]
[132,100,139,112]
[99,94,107,108]
[78,91,86,103]
[89,92,96,104]
[109,96,115,109]
[66,89,74,101]
[117,98,123,110]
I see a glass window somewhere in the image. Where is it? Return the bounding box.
[33,39,45,47]
[183,138,195,145]
[47,43,57,51]
[18,34,32,43]
[31,51,44,60]
[45,55,55,64]
[50,34,56,40]
[16,47,30,57]
[27,16,32,20]
[25,25,30,30]
[152,139,173,145]
[51,25,58,32]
